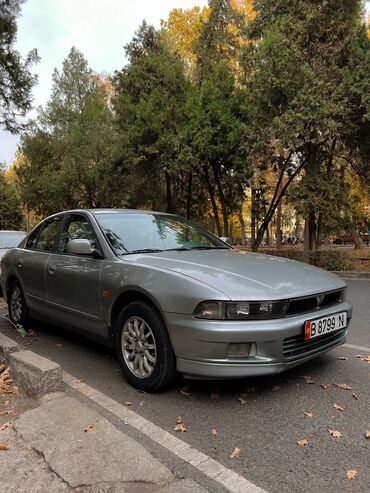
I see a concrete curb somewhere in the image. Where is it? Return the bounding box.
[0,330,63,398]
[0,332,20,362]
[331,271,370,279]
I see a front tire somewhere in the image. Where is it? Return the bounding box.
[114,301,177,392]
[8,280,29,329]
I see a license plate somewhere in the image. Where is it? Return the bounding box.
[305,312,347,340]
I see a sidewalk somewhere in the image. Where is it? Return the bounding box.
[0,330,208,493]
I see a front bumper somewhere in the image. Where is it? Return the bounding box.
[165,301,352,379]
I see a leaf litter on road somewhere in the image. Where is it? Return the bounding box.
[174,416,187,433]
[320,383,331,390]
[210,428,218,436]
[229,447,240,458]
[297,439,309,446]
[346,469,358,480]
[0,423,12,432]
[300,376,314,385]
[327,429,342,438]
[84,424,94,432]
[355,355,370,364]
[334,383,352,390]
[333,404,345,411]
[179,386,190,396]
[365,431,370,439]
[304,412,314,418]
[0,443,9,450]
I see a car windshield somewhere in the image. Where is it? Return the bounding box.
[96,213,229,255]
[0,233,26,249]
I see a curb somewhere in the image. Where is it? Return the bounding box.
[331,271,370,279]
[0,331,63,398]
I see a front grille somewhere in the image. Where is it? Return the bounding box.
[283,328,347,360]
[286,289,343,317]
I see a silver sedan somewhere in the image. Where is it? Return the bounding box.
[0,209,352,392]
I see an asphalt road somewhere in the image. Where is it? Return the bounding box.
[1,279,369,493]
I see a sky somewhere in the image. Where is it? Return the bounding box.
[1,0,369,167]
[0,0,208,166]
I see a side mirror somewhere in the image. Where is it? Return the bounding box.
[66,239,102,258]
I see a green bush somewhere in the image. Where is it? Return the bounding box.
[260,249,354,271]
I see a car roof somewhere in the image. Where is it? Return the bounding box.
[49,208,173,216]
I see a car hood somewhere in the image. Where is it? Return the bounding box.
[125,250,346,301]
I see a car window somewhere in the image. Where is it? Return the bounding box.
[59,215,97,254]
[0,233,26,249]
[27,217,62,252]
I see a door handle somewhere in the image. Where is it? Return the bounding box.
[17,260,23,268]
[48,266,56,275]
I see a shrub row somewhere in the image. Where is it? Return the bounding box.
[260,249,354,271]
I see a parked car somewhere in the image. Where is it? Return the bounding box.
[0,210,352,391]
[0,230,27,296]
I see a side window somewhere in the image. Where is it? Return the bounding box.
[26,217,62,252]
[59,215,98,254]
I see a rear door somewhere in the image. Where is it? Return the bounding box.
[16,215,63,317]
[45,213,104,334]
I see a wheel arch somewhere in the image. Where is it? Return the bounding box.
[109,288,170,341]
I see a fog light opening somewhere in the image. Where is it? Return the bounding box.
[227,343,256,358]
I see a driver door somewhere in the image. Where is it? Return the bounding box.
[45,213,104,334]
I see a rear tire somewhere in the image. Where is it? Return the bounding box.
[114,301,177,392]
[8,280,29,329]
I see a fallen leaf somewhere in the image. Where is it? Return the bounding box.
[346,469,357,480]
[210,392,220,400]
[272,385,281,391]
[301,376,314,385]
[355,355,370,364]
[244,385,257,393]
[174,416,187,433]
[0,423,11,432]
[179,386,190,396]
[364,431,370,439]
[337,356,347,361]
[139,401,145,406]
[84,424,94,432]
[0,443,9,450]
[352,393,358,400]
[334,383,352,390]
[210,428,218,436]
[333,404,344,412]
[297,439,309,446]
[238,397,247,405]
[124,401,132,406]
[304,412,313,418]
[229,447,240,458]
[321,383,331,390]
[328,429,342,438]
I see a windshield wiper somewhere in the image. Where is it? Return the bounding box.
[163,247,192,251]
[189,245,229,250]
[122,248,164,255]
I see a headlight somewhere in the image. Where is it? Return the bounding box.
[193,300,288,320]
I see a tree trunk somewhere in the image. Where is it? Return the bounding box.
[186,171,192,219]
[212,166,229,237]
[165,171,173,213]
[351,228,366,250]
[304,211,316,251]
[203,165,222,237]
[238,210,246,246]
[315,212,323,249]
[276,201,282,249]
[251,188,256,246]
